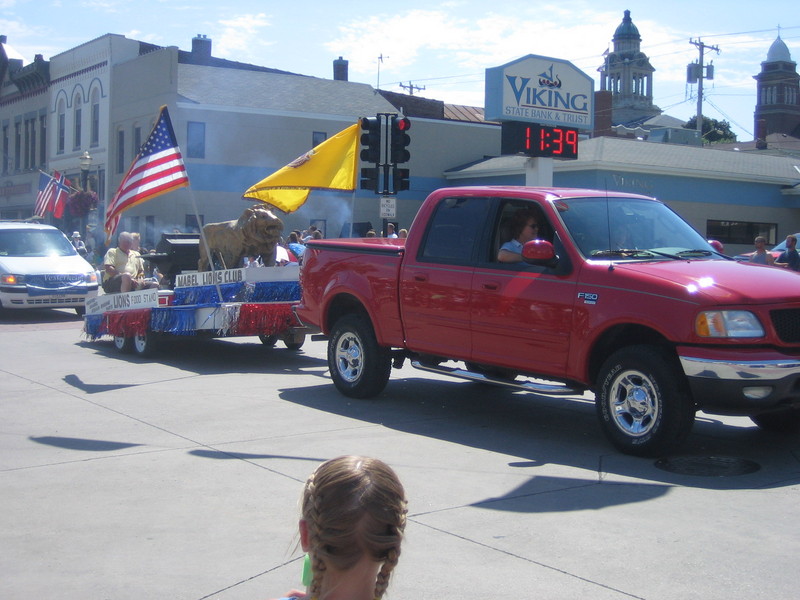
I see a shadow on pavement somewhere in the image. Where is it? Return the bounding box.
[275,374,800,506]
[29,435,144,451]
[73,336,328,378]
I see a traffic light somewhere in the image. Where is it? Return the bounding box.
[393,167,410,192]
[360,167,379,192]
[390,116,411,164]
[360,117,381,164]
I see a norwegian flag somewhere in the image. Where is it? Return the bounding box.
[34,171,71,218]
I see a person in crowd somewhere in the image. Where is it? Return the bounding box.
[102,231,158,293]
[312,230,323,240]
[130,232,142,254]
[497,208,540,263]
[386,223,398,239]
[302,225,318,243]
[366,230,376,238]
[275,243,291,266]
[71,231,87,257]
[272,456,407,600]
[775,234,800,271]
[243,255,263,268]
[749,236,775,265]
[398,228,408,239]
[287,232,306,260]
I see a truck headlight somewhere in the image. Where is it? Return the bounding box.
[696,310,764,338]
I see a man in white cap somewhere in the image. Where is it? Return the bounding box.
[71,231,87,257]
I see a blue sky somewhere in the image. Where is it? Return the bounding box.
[2,0,799,141]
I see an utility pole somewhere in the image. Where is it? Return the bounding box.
[399,82,426,96]
[689,39,720,135]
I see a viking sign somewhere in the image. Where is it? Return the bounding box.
[485,54,594,130]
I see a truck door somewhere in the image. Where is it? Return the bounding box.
[470,200,577,377]
[399,196,489,359]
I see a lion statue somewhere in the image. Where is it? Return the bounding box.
[197,204,284,271]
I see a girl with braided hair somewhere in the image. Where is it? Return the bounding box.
[275,455,407,600]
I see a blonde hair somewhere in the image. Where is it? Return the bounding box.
[302,456,407,600]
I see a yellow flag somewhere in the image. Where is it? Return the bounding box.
[244,122,360,213]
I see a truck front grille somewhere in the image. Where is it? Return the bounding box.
[770,309,800,343]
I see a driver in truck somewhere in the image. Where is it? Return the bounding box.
[497,208,540,263]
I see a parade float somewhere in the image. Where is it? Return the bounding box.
[83,262,305,356]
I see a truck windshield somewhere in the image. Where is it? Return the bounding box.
[555,196,714,260]
[0,229,77,258]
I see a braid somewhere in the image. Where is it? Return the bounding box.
[303,476,327,600]
[299,456,407,600]
[373,547,400,599]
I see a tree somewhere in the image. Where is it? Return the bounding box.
[684,116,737,143]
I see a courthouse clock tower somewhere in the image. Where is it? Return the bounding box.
[598,10,661,126]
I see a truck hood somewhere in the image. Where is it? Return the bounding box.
[609,259,800,305]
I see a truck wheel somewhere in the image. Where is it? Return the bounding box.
[597,345,695,457]
[328,315,391,398]
[751,410,800,433]
[133,331,159,357]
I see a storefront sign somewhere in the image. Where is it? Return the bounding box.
[486,54,594,130]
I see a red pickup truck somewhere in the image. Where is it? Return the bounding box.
[296,186,800,456]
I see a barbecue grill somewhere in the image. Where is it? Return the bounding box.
[143,233,200,288]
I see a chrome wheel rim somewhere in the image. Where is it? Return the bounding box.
[113,336,127,350]
[334,331,363,383]
[608,369,659,437]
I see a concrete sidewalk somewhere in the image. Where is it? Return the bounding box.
[1,310,799,599]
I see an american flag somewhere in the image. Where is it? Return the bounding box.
[34,171,71,218]
[105,106,189,237]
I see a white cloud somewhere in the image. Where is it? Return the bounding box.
[213,13,275,60]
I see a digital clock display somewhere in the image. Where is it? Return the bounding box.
[500,122,579,159]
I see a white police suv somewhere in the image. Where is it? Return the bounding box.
[0,221,98,315]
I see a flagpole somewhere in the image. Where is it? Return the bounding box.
[188,190,225,303]
[349,189,356,237]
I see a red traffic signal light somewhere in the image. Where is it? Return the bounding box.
[390,116,411,164]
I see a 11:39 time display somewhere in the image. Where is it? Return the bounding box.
[500,122,579,159]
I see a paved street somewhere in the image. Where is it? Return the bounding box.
[2,308,799,600]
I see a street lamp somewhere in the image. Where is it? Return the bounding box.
[78,150,94,247]
[79,150,93,191]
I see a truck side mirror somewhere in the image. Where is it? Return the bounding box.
[522,239,559,268]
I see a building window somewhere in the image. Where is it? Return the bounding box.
[39,115,47,166]
[117,129,125,173]
[187,121,205,158]
[145,216,155,249]
[14,121,21,170]
[707,220,777,246]
[312,131,327,147]
[133,125,142,156]
[2,125,8,175]
[22,118,30,170]
[185,214,204,233]
[26,117,36,170]
[90,89,100,147]
[57,100,66,154]
[74,95,82,150]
